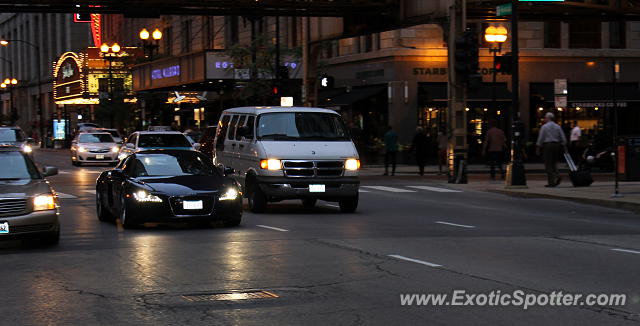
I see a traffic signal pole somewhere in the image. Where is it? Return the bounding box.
[505,0,527,188]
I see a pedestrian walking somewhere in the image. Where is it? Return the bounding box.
[437,131,448,175]
[482,119,506,180]
[411,127,429,175]
[383,126,398,176]
[569,121,582,162]
[536,112,567,187]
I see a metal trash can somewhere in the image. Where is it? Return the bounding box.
[619,136,640,181]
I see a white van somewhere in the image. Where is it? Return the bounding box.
[213,107,360,213]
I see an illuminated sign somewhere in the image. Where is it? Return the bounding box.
[74,13,91,23]
[53,120,67,140]
[62,63,75,79]
[152,65,181,79]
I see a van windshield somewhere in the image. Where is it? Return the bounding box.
[256,112,350,141]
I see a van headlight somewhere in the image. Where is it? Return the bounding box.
[22,145,32,153]
[345,158,360,170]
[219,188,239,201]
[33,194,56,211]
[260,159,282,170]
[132,190,163,203]
[111,146,119,153]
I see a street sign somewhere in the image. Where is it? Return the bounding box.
[555,95,567,108]
[496,3,512,16]
[554,78,567,95]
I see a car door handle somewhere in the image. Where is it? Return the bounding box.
[239,144,244,148]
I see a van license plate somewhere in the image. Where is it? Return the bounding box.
[96,154,105,159]
[0,222,8,234]
[309,184,325,193]
[183,200,203,210]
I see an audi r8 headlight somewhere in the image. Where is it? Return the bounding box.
[345,158,360,170]
[78,146,87,153]
[111,146,119,153]
[33,194,56,211]
[22,145,32,153]
[219,188,239,201]
[260,159,282,170]
[132,190,162,203]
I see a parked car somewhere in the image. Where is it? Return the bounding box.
[198,126,217,158]
[71,132,120,166]
[97,128,123,144]
[118,131,199,161]
[213,106,360,213]
[0,146,59,244]
[0,126,34,157]
[95,150,242,228]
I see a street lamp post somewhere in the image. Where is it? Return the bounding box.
[484,26,508,125]
[1,78,18,124]
[139,28,162,60]
[1,39,43,146]
[100,42,121,128]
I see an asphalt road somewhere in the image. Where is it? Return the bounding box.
[1,149,640,325]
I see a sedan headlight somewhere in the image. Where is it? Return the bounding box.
[22,145,32,153]
[260,159,282,170]
[33,194,56,211]
[219,188,239,201]
[345,158,360,171]
[132,190,163,203]
[111,146,119,153]
[78,146,87,153]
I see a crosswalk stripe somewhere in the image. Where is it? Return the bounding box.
[361,186,416,193]
[406,186,462,193]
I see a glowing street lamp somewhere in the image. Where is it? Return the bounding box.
[484,26,508,44]
[152,28,162,40]
[139,27,162,60]
[139,28,150,40]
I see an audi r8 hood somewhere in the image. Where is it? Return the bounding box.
[134,175,225,196]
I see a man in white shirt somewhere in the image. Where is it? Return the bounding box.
[536,112,567,187]
[569,121,582,162]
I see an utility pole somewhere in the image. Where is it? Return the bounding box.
[611,60,622,198]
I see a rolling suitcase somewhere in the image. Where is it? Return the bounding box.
[564,152,593,187]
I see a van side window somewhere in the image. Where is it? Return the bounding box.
[235,115,247,140]
[227,115,239,140]
[215,115,231,150]
[245,116,255,140]
[127,134,138,146]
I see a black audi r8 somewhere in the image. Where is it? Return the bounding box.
[95,149,242,229]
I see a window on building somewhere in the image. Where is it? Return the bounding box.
[569,21,601,48]
[290,17,298,47]
[609,21,626,49]
[181,20,192,53]
[544,21,561,48]
[225,16,239,48]
[164,26,173,55]
[203,16,215,49]
[374,33,381,51]
[364,34,373,52]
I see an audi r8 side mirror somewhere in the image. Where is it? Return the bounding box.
[42,166,58,177]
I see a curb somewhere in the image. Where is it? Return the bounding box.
[488,189,640,214]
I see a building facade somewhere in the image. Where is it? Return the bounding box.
[0,13,92,138]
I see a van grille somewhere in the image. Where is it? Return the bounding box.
[282,160,344,178]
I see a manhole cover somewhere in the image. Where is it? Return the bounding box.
[181,290,279,302]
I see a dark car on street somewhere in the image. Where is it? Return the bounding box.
[0,146,59,244]
[95,149,242,229]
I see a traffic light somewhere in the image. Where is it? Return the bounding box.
[494,55,513,74]
[454,30,481,91]
[319,74,334,89]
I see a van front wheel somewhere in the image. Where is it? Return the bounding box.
[248,185,267,213]
[339,195,358,213]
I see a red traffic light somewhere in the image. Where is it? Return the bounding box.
[272,86,279,95]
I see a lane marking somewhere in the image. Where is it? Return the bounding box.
[362,186,416,193]
[256,225,289,232]
[324,203,339,208]
[358,189,370,193]
[611,248,640,255]
[435,221,475,229]
[388,254,442,267]
[56,192,78,199]
[58,171,72,174]
[407,185,462,193]
[83,190,96,194]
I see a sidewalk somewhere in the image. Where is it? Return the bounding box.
[361,163,548,176]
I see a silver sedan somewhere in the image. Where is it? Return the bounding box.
[70,132,120,166]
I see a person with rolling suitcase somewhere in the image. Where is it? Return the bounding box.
[564,149,594,187]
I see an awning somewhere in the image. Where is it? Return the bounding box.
[418,82,512,102]
[530,83,640,103]
[319,85,386,107]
